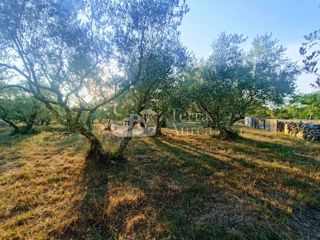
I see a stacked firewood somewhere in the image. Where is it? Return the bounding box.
[303,124,320,141]
[286,122,320,141]
[287,122,303,135]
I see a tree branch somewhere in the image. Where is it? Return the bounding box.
[0,63,29,79]
[0,84,31,93]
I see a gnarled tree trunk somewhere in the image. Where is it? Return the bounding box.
[21,111,38,134]
[114,136,131,160]
[155,113,164,136]
[75,125,112,164]
[88,138,109,162]
[218,127,237,140]
[1,111,38,135]
[2,119,21,134]
[113,121,137,160]
[217,113,239,140]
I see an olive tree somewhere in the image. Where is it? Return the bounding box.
[193,33,299,139]
[0,91,43,134]
[291,92,320,120]
[119,37,188,136]
[300,29,320,88]
[0,0,188,162]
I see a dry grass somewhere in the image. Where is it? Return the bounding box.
[0,126,319,239]
[0,129,85,239]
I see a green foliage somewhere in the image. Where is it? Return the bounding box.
[293,92,320,119]
[0,0,188,159]
[255,92,320,120]
[301,29,320,88]
[109,19,189,129]
[189,33,299,133]
[0,91,48,134]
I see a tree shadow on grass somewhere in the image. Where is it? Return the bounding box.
[111,133,320,239]
[164,133,320,199]
[50,157,111,240]
[105,135,279,239]
[0,128,113,239]
[33,129,320,239]
[234,135,320,170]
[181,134,320,236]
[166,131,320,172]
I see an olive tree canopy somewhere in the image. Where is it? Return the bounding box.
[192,33,300,139]
[0,0,188,161]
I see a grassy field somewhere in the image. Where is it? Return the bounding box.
[0,126,319,239]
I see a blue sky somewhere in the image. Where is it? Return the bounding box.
[179,0,320,93]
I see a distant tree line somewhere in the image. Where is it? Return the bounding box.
[248,92,320,120]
